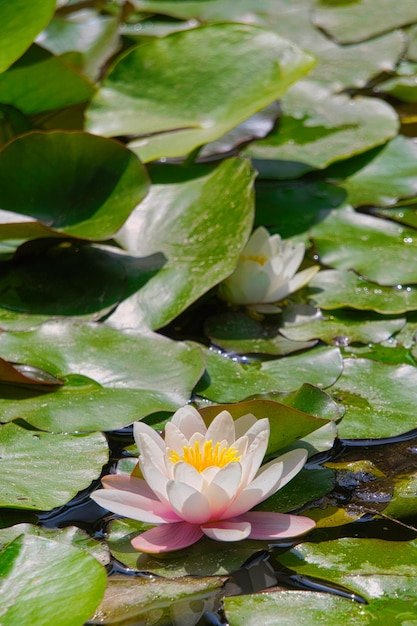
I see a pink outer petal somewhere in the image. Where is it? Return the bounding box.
[201,520,251,542]
[240,511,316,540]
[131,522,204,553]
[90,488,180,524]
[102,473,156,497]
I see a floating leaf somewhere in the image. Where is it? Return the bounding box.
[194,345,343,402]
[245,81,398,170]
[0,321,205,431]
[90,575,225,625]
[0,423,108,510]
[86,24,315,161]
[205,311,317,356]
[328,358,417,438]
[312,0,417,44]
[281,305,406,345]
[0,0,56,74]
[308,269,417,314]
[39,10,119,81]
[334,136,417,207]
[0,131,149,241]
[0,534,106,626]
[106,518,285,576]
[0,44,94,117]
[109,158,255,330]
[311,208,417,285]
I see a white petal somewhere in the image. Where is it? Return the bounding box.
[282,242,305,278]
[91,488,180,524]
[204,462,242,518]
[173,461,205,492]
[287,265,320,293]
[167,481,211,524]
[239,428,270,486]
[220,459,285,518]
[206,410,235,445]
[234,413,258,438]
[133,421,165,453]
[137,433,166,475]
[243,227,270,257]
[139,456,170,505]
[272,448,308,490]
[164,421,189,454]
[264,280,292,303]
[171,405,207,438]
[202,520,251,542]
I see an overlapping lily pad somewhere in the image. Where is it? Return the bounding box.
[108,158,255,330]
[308,269,417,314]
[194,345,343,402]
[0,534,106,626]
[0,131,149,241]
[312,0,417,44]
[0,0,56,74]
[311,208,417,285]
[244,81,399,170]
[0,423,108,510]
[328,358,417,438]
[0,321,205,431]
[0,44,94,119]
[86,23,315,161]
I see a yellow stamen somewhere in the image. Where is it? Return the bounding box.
[241,254,268,266]
[169,440,241,472]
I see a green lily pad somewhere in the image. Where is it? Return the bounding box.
[107,518,288,576]
[0,0,56,74]
[281,305,406,345]
[0,534,106,626]
[0,241,127,327]
[205,311,317,356]
[328,357,417,438]
[312,0,417,44]
[0,131,149,241]
[408,24,417,61]
[225,590,371,626]
[335,136,417,207]
[383,472,417,519]
[311,208,417,285]
[0,423,108,510]
[226,537,417,623]
[308,269,417,314]
[194,345,343,402]
[244,81,398,170]
[108,158,255,330]
[0,322,205,431]
[90,575,225,625]
[86,23,315,161]
[39,10,119,81]
[0,44,94,117]
[377,61,417,103]
[254,180,346,237]
[0,524,110,566]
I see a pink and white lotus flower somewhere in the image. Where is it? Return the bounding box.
[91,406,315,553]
[219,226,319,307]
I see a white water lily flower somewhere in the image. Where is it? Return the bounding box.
[91,406,315,553]
[219,226,319,306]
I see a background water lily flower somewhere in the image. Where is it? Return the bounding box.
[91,406,315,553]
[218,226,319,306]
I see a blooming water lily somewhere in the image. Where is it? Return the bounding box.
[91,406,315,553]
[219,226,319,307]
